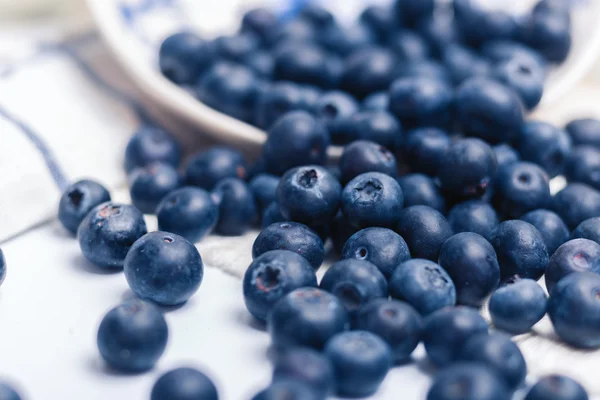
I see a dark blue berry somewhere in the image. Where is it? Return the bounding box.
[249,174,280,214]
[388,30,431,62]
[254,82,320,130]
[481,40,547,72]
[454,0,517,46]
[251,380,322,400]
[494,56,544,110]
[525,375,589,400]
[78,203,147,268]
[273,348,334,397]
[159,32,213,85]
[272,19,317,45]
[314,90,358,139]
[320,23,375,57]
[493,144,520,170]
[262,111,329,175]
[341,227,410,278]
[125,127,181,173]
[58,179,111,235]
[395,0,435,25]
[427,363,511,400]
[545,239,600,294]
[490,220,549,280]
[338,111,402,149]
[396,206,453,261]
[565,118,600,148]
[151,367,218,400]
[324,331,392,397]
[185,146,248,190]
[212,178,257,236]
[243,250,317,322]
[339,141,397,184]
[360,5,398,41]
[417,14,462,56]
[520,9,571,63]
[245,51,274,78]
[489,278,547,334]
[533,0,571,15]
[129,163,181,214]
[447,201,499,241]
[241,8,279,44]
[97,300,168,372]
[340,47,397,99]
[213,33,260,63]
[0,383,21,400]
[517,121,572,178]
[395,60,451,82]
[573,217,600,245]
[398,174,445,213]
[565,146,600,190]
[552,183,600,229]
[341,172,404,229]
[521,209,569,255]
[298,4,335,30]
[389,259,456,315]
[422,307,488,367]
[442,44,490,85]
[330,211,359,255]
[355,299,423,362]
[268,287,349,349]
[273,43,340,88]
[0,249,5,287]
[262,202,287,229]
[493,162,551,219]
[403,128,450,176]
[362,92,389,111]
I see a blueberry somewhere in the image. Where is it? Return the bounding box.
[493,162,551,219]
[573,217,600,245]
[533,0,571,15]
[251,380,322,400]
[520,9,571,63]
[341,172,404,229]
[268,287,349,349]
[320,259,388,318]
[78,203,147,268]
[342,227,410,279]
[320,23,375,57]
[324,331,392,397]
[481,40,547,69]
[426,363,511,400]
[0,383,21,400]
[422,307,488,366]
[395,60,451,82]
[211,178,257,236]
[362,92,389,111]
[438,232,500,307]
[272,348,334,397]
[545,239,600,294]
[454,0,517,46]
[314,90,358,139]
[398,174,445,213]
[97,300,168,372]
[330,211,359,255]
[403,128,450,176]
[262,111,329,175]
[241,8,279,44]
[489,278,547,334]
[213,33,260,63]
[447,201,499,241]
[396,206,453,261]
[417,14,462,56]
[521,209,569,255]
[0,249,5,287]
[340,47,397,99]
[552,183,600,229]
[442,44,490,85]
[360,5,398,41]
[490,220,549,280]
[254,82,320,130]
[196,62,259,123]
[58,179,111,235]
[438,138,497,200]
[493,144,520,170]
[249,174,280,214]
[262,202,287,229]
[151,367,218,400]
[273,43,340,88]
[355,299,423,363]
[272,19,317,45]
[339,140,397,184]
[548,271,600,348]
[455,78,524,144]
[298,4,335,30]
[565,146,600,190]
[277,166,340,227]
[389,259,456,315]
[388,30,431,62]
[243,250,317,322]
[337,111,401,149]
[125,127,181,173]
[525,375,589,400]
[244,51,274,78]
[129,163,181,214]
[395,0,435,25]
[389,77,454,130]
[494,56,544,111]
[159,32,213,85]
[565,118,600,148]
[517,121,572,178]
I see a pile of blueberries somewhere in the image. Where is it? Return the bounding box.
[23,0,599,399]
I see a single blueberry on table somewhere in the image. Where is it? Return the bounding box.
[548,272,600,349]
[273,43,340,89]
[389,259,457,316]
[494,56,544,111]
[458,333,526,390]
[438,232,500,307]
[58,179,111,235]
[249,174,280,214]
[565,118,600,148]
[388,30,431,62]
[254,82,320,130]
[340,47,397,99]
[240,8,279,44]
[314,90,358,140]
[78,203,147,269]
[545,239,600,294]
[124,232,203,306]
[339,140,397,184]
[395,0,435,26]
[564,146,600,190]
[151,367,218,400]
[272,347,334,397]
[422,307,488,367]
[552,183,600,230]
[521,209,569,255]
[213,33,260,63]
[261,202,287,229]
[262,111,330,175]
[525,375,589,400]
[493,144,520,170]
[0,249,5,287]
[185,146,248,191]
[442,44,490,85]
[268,288,349,350]
[338,111,401,149]
[573,217,600,245]
[489,278,547,334]
[320,259,388,318]
[402,128,450,176]
[159,32,213,85]
[396,205,453,261]
[492,161,551,219]
[277,166,341,228]
[129,163,181,214]
[0,383,21,400]
[355,299,423,363]
[437,138,497,200]
[447,200,499,241]
[517,121,572,178]
[455,77,524,144]
[341,227,410,279]
[124,127,181,173]
[324,331,393,397]
[251,380,322,400]
[362,92,389,111]
[97,300,168,372]
[330,211,359,255]
[426,363,511,400]
[398,174,445,213]
[319,23,375,58]
[520,9,572,63]
[490,220,549,281]
[253,222,324,270]
[243,250,317,322]
[211,178,257,236]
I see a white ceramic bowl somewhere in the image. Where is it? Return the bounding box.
[87,0,600,156]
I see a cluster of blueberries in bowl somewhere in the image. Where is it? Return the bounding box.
[30,0,600,399]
